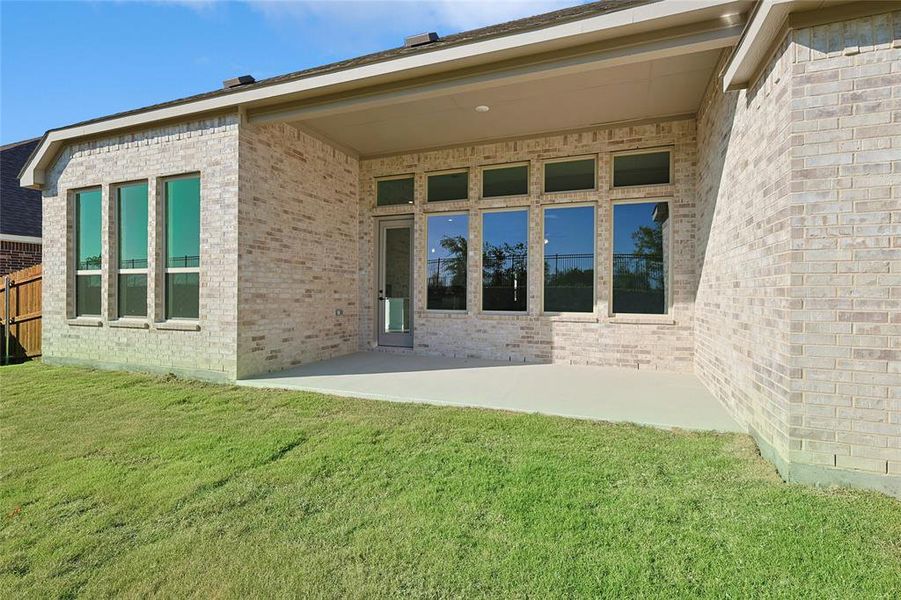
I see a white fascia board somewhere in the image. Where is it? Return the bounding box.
[721,0,851,90]
[0,234,42,244]
[20,0,742,189]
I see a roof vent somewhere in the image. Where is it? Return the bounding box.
[223,75,255,89]
[404,32,439,47]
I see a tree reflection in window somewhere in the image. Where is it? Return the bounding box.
[483,210,528,311]
[612,201,668,314]
[427,214,468,310]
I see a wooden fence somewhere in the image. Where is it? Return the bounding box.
[1,264,42,364]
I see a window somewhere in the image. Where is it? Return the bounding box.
[482,164,528,198]
[612,150,671,187]
[612,201,669,315]
[117,182,148,317]
[543,205,594,313]
[426,213,468,310]
[544,157,595,193]
[165,176,200,319]
[482,210,528,312]
[377,176,414,206]
[75,188,102,316]
[427,171,468,202]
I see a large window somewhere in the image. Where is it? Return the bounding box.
[612,201,669,315]
[482,164,528,198]
[426,213,468,310]
[482,210,528,312]
[75,188,102,316]
[544,157,596,193]
[165,176,200,320]
[376,175,414,206]
[427,171,468,202]
[543,205,594,313]
[117,182,148,317]
[612,150,671,187]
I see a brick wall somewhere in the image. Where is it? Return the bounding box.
[41,116,240,380]
[697,10,901,494]
[788,12,901,480]
[696,41,795,463]
[360,118,697,371]
[236,123,360,378]
[0,241,41,275]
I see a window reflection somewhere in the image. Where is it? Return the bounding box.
[543,206,594,312]
[483,210,528,311]
[427,214,468,310]
[612,201,669,314]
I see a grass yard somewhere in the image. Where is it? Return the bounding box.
[1,362,899,598]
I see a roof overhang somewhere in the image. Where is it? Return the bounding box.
[721,0,892,91]
[20,0,751,189]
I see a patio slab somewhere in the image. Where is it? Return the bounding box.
[237,352,743,432]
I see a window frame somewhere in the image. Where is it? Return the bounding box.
[426,168,470,203]
[375,173,415,207]
[608,197,673,319]
[162,173,201,322]
[542,155,597,194]
[480,206,530,314]
[610,147,674,189]
[113,180,149,320]
[540,202,598,316]
[424,210,469,313]
[480,162,530,199]
[72,186,103,318]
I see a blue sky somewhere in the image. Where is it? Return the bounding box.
[0,0,586,145]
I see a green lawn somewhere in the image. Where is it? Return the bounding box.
[1,362,899,598]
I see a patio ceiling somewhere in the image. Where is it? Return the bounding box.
[285,49,724,156]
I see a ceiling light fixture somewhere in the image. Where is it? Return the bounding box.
[475,105,490,113]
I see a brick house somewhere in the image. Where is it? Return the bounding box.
[1,138,42,274]
[17,1,901,496]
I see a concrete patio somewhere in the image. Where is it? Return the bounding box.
[237,352,742,432]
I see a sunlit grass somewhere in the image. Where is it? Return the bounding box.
[1,361,899,598]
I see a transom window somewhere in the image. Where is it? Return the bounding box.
[612,201,670,315]
[612,150,671,187]
[482,210,528,312]
[376,175,414,206]
[426,213,468,310]
[165,176,200,320]
[116,182,148,317]
[543,205,595,313]
[544,157,596,193]
[427,170,468,202]
[75,188,102,316]
[482,164,528,198]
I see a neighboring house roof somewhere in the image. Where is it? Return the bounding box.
[1,138,42,240]
[20,0,753,188]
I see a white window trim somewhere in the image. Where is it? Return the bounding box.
[114,181,150,320]
[479,207,530,314]
[540,202,597,316]
[162,174,201,322]
[610,147,674,189]
[424,210,469,313]
[608,197,673,320]
[480,162,530,200]
[426,168,470,203]
[542,154,598,194]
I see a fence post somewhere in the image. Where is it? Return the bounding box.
[3,275,9,366]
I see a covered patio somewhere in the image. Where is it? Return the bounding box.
[238,352,741,432]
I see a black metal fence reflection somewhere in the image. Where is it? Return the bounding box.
[483,252,527,311]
